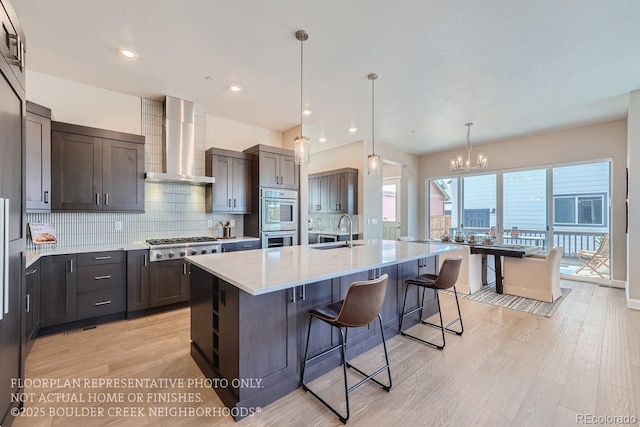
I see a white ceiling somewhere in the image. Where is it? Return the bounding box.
[11,0,640,155]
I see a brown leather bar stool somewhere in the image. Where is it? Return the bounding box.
[399,258,463,349]
[300,273,392,424]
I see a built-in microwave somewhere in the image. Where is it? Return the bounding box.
[262,231,298,249]
[260,188,298,232]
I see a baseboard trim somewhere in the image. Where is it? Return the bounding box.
[611,279,626,289]
[627,297,640,311]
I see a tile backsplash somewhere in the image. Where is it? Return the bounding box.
[308,213,360,234]
[26,98,243,249]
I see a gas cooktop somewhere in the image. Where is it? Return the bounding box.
[146,236,218,246]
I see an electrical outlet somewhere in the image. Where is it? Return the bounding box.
[230,220,236,227]
[207,220,213,228]
[372,218,378,224]
[114,221,123,231]
[367,219,371,224]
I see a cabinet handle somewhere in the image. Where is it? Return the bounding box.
[44,191,49,204]
[94,300,112,306]
[241,244,252,248]
[104,193,109,206]
[26,269,37,276]
[94,275,112,280]
[183,263,187,275]
[95,193,100,205]
[339,203,342,210]
[290,287,297,303]
[69,259,73,273]
[143,254,147,266]
[220,288,226,306]
[300,285,306,301]
[228,199,231,207]
[233,199,236,208]
[7,33,19,63]
[94,256,112,260]
[26,294,30,313]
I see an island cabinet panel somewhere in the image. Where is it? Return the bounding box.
[295,279,335,381]
[378,264,400,332]
[237,288,298,397]
[336,271,375,350]
[190,266,215,367]
[218,280,239,398]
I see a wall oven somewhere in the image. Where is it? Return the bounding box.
[262,231,298,249]
[260,188,298,232]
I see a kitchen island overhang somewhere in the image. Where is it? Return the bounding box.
[186,239,459,421]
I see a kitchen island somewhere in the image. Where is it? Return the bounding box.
[186,239,458,420]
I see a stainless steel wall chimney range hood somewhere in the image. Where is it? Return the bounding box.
[144,96,215,185]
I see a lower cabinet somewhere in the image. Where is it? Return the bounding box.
[221,240,260,253]
[40,254,77,327]
[39,251,127,332]
[189,259,438,419]
[126,250,150,312]
[149,259,189,307]
[25,260,40,356]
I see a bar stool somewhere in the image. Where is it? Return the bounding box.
[300,273,392,424]
[399,258,463,349]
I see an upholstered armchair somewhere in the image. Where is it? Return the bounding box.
[437,245,483,295]
[502,247,563,303]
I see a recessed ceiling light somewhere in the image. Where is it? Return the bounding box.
[228,84,243,93]
[318,137,326,143]
[302,109,312,116]
[205,76,214,81]
[119,48,138,59]
[348,127,358,133]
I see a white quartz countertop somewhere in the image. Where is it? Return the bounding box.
[25,242,149,268]
[186,239,460,296]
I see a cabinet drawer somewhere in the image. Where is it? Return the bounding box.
[77,288,126,320]
[77,263,125,293]
[77,251,125,266]
[235,240,260,251]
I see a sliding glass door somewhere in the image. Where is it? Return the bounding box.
[503,169,548,248]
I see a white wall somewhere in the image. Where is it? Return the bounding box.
[205,115,282,151]
[419,119,627,283]
[627,91,640,305]
[27,71,141,135]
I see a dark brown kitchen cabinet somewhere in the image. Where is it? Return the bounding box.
[149,259,189,307]
[25,261,40,357]
[40,255,77,327]
[244,144,298,189]
[221,240,260,253]
[126,250,150,313]
[75,251,126,320]
[0,0,25,89]
[51,122,145,212]
[205,148,251,213]
[308,168,358,214]
[26,101,52,212]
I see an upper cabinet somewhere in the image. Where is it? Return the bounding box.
[51,122,145,212]
[308,168,358,214]
[26,101,52,212]
[0,0,25,90]
[205,148,252,214]
[244,144,299,189]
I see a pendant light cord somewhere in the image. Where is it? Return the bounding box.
[372,75,375,155]
[300,34,304,133]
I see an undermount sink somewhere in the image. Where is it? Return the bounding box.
[310,243,365,250]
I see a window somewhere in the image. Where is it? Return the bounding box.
[463,209,490,228]
[554,194,605,226]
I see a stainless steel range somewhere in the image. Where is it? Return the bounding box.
[146,237,222,261]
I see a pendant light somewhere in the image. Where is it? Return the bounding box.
[294,30,310,164]
[367,73,381,175]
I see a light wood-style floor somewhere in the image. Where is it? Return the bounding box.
[14,280,640,427]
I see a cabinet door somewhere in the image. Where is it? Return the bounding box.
[297,280,334,380]
[211,155,231,212]
[279,155,298,189]
[25,261,40,355]
[328,174,346,212]
[257,151,279,187]
[149,260,189,307]
[126,250,150,312]
[239,288,297,397]
[26,111,51,211]
[218,280,240,396]
[342,172,358,214]
[0,3,25,90]
[319,176,330,213]
[378,265,399,332]
[189,265,215,366]
[231,157,251,213]
[51,131,102,211]
[40,255,77,327]
[308,177,319,212]
[102,138,144,212]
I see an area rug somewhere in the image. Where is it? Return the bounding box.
[443,284,571,317]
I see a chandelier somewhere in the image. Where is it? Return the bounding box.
[450,122,487,172]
